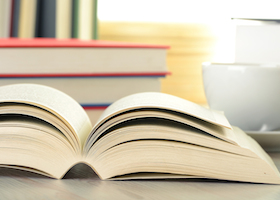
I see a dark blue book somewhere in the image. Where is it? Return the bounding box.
[37,0,56,37]
[11,0,20,37]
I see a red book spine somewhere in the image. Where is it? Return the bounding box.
[0,72,171,78]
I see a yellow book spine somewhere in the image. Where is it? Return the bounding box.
[56,0,72,39]
[18,0,37,38]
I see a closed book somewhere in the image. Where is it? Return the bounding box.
[0,38,169,74]
[0,76,163,124]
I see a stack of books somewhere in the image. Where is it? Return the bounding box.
[0,0,98,39]
[0,1,169,123]
[0,38,169,124]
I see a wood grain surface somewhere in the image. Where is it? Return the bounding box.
[0,153,279,199]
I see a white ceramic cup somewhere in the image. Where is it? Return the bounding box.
[202,62,280,131]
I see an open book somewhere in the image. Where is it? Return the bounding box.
[0,84,279,184]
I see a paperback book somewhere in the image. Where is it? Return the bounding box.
[0,83,279,184]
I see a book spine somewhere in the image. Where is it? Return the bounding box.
[18,0,37,38]
[9,0,14,37]
[0,0,12,38]
[93,0,98,40]
[78,0,94,40]
[34,0,41,37]
[56,0,72,39]
[71,0,79,38]
[11,0,20,37]
[37,0,56,38]
[0,72,170,78]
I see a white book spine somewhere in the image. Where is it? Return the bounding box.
[0,0,12,38]
[78,0,94,40]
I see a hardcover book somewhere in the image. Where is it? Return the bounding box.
[0,38,169,75]
[0,76,162,108]
[0,83,279,184]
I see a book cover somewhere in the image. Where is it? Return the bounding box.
[0,38,169,48]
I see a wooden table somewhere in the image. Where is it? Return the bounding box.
[0,153,280,199]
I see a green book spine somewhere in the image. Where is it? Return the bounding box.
[93,0,98,40]
[72,0,79,38]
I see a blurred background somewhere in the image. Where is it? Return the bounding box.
[98,0,280,104]
[1,0,280,106]
[1,0,280,148]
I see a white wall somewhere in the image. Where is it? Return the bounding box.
[98,0,280,23]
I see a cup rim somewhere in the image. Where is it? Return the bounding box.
[202,62,280,68]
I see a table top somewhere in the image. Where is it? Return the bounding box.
[0,153,280,200]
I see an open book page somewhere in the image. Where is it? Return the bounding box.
[0,84,92,148]
[233,126,280,174]
[89,137,280,183]
[86,109,238,151]
[0,115,79,179]
[96,92,232,129]
[86,118,256,164]
[88,92,235,148]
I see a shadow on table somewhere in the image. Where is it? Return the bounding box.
[0,163,99,179]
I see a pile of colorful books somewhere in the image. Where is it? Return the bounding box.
[0,0,169,124]
[0,38,169,124]
[0,0,98,39]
